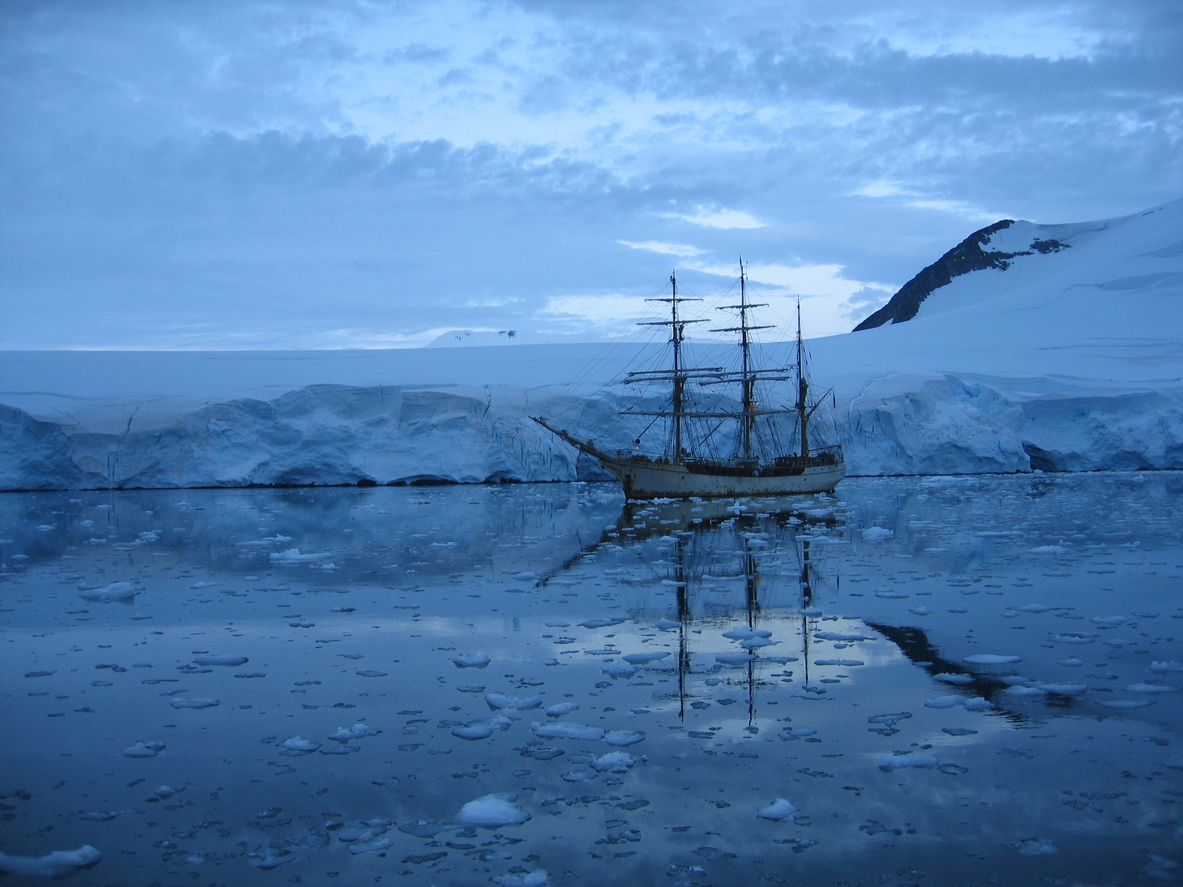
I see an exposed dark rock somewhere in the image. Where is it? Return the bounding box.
[854,220,1019,331]
[1031,239,1069,254]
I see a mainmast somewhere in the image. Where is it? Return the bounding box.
[639,272,704,461]
[796,299,809,458]
[714,259,771,462]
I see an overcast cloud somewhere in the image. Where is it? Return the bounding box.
[2,0,1181,348]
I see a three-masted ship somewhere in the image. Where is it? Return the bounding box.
[533,264,845,499]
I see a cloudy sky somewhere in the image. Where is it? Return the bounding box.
[2,0,1181,349]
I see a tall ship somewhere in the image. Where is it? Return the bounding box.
[533,263,846,499]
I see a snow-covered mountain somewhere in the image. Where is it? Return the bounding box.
[1,199,1181,490]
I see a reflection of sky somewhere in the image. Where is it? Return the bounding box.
[2,2,1181,348]
[1,475,1182,882]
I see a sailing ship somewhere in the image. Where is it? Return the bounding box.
[533,263,846,499]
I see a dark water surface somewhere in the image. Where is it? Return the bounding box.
[2,474,1182,886]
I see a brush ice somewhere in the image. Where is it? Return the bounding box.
[604,730,645,747]
[622,652,670,664]
[757,799,798,821]
[192,654,248,667]
[452,653,491,669]
[78,582,135,602]
[456,793,530,827]
[591,752,636,772]
[879,754,938,771]
[964,654,1021,665]
[0,845,102,878]
[531,722,604,741]
[170,697,219,709]
[486,693,543,711]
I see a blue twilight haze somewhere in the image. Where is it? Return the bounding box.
[1,0,1181,348]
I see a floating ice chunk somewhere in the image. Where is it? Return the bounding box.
[740,637,779,649]
[486,694,542,711]
[1097,699,1153,709]
[452,653,491,669]
[756,799,798,821]
[716,652,756,665]
[1035,683,1087,696]
[815,659,863,667]
[924,695,964,709]
[1013,838,1057,856]
[591,752,635,773]
[935,673,973,685]
[964,654,1021,665]
[190,581,216,589]
[355,669,387,678]
[1018,604,1051,613]
[456,793,530,827]
[801,607,824,617]
[192,655,248,667]
[787,727,816,737]
[562,769,596,782]
[270,549,332,563]
[1055,632,1098,644]
[861,528,893,542]
[1057,658,1084,667]
[348,838,392,855]
[963,697,994,712]
[879,754,938,771]
[604,730,645,747]
[282,736,321,753]
[1091,615,1127,626]
[329,723,379,741]
[580,618,626,629]
[622,652,670,665]
[1151,661,1183,673]
[170,697,219,710]
[79,582,135,603]
[121,741,165,758]
[0,845,102,878]
[601,663,637,679]
[493,870,548,887]
[531,722,604,741]
[722,627,772,640]
[655,619,680,631]
[909,606,931,616]
[1127,683,1178,693]
[1030,545,1065,554]
[546,702,580,718]
[815,631,870,642]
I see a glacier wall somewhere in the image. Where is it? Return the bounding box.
[3,376,1182,491]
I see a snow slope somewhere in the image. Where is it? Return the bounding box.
[1,199,1181,489]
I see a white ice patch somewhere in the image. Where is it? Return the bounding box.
[545,702,580,718]
[282,736,321,753]
[269,548,333,564]
[493,869,549,887]
[756,799,798,821]
[655,618,680,630]
[456,793,530,828]
[963,697,994,712]
[530,722,605,741]
[622,652,670,665]
[604,730,645,747]
[78,582,136,603]
[923,695,964,709]
[121,741,165,758]
[601,663,637,678]
[486,693,543,711]
[452,653,491,669]
[169,697,219,710]
[591,752,636,773]
[329,723,379,741]
[722,627,772,640]
[0,845,102,878]
[861,528,894,542]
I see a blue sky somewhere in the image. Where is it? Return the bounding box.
[2,0,1181,348]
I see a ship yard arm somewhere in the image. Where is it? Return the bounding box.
[530,416,616,464]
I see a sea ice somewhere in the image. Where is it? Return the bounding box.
[486,693,543,711]
[879,754,938,771]
[329,723,379,741]
[456,793,530,827]
[192,654,248,667]
[963,697,994,712]
[493,870,548,887]
[964,654,1021,665]
[169,697,219,709]
[756,799,798,821]
[269,548,333,563]
[934,673,973,685]
[861,528,894,542]
[602,663,638,678]
[591,752,636,772]
[121,741,165,758]
[924,695,964,708]
[78,582,135,602]
[546,702,580,717]
[530,722,605,741]
[452,653,491,669]
[655,618,680,630]
[722,627,772,640]
[622,652,670,664]
[604,730,645,747]
[0,845,102,878]
[282,736,321,753]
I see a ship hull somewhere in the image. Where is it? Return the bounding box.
[599,457,846,499]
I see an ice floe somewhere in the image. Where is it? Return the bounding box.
[78,581,136,602]
[757,799,798,821]
[0,845,102,878]
[531,722,604,741]
[486,693,543,711]
[451,653,491,669]
[456,793,530,827]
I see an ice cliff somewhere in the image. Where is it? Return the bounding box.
[2,198,1181,490]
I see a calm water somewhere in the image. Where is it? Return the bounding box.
[1,474,1182,886]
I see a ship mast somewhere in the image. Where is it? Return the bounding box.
[713,259,771,462]
[796,299,809,458]
[639,272,703,461]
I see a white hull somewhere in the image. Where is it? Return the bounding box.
[601,457,846,499]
